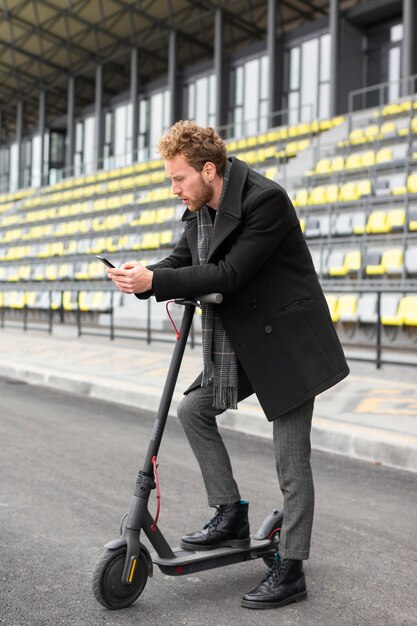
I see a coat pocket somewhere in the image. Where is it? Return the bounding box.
[272,297,313,319]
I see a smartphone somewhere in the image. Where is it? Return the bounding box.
[96,255,115,268]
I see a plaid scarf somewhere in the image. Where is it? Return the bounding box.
[197,162,238,410]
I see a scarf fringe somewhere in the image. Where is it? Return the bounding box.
[213,385,239,411]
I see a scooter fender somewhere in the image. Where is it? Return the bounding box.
[104,536,153,578]
[253,508,283,540]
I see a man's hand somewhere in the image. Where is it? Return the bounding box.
[107,261,153,294]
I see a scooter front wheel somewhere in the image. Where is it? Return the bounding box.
[92,547,148,610]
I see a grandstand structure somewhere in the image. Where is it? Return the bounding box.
[0,0,416,362]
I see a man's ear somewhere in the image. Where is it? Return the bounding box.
[203,162,217,181]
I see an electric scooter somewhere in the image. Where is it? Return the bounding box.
[92,294,283,610]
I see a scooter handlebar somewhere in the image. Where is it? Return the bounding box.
[197,293,223,304]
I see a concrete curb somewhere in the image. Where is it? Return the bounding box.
[2,361,417,474]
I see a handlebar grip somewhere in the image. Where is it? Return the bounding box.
[198,293,223,304]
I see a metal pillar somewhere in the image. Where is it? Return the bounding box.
[66,76,75,177]
[39,90,46,186]
[329,0,339,117]
[95,64,104,170]
[131,48,139,163]
[267,0,277,128]
[402,0,415,95]
[168,30,180,125]
[214,8,227,131]
[16,100,23,189]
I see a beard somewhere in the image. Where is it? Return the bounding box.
[186,174,214,212]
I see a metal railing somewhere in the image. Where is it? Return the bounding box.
[1,286,417,369]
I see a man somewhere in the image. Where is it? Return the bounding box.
[107,120,349,609]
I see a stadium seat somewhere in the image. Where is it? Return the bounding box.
[381,295,417,326]
[325,294,339,322]
[305,216,321,239]
[407,173,417,194]
[365,210,389,234]
[357,293,378,325]
[405,247,417,275]
[328,250,361,276]
[293,189,309,207]
[376,147,393,164]
[331,156,345,172]
[325,250,345,276]
[409,208,417,231]
[387,209,406,232]
[337,294,358,321]
[366,248,403,276]
[334,213,354,236]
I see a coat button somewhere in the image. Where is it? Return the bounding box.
[252,300,257,308]
[265,325,272,334]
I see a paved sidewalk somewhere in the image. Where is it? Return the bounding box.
[1,325,417,473]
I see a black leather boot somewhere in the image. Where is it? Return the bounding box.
[180,501,250,551]
[241,556,307,609]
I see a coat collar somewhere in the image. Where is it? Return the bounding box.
[181,156,249,223]
[180,156,249,262]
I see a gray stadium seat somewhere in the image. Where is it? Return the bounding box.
[357,293,378,324]
[405,246,417,275]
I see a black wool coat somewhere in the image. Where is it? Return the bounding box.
[139,156,349,421]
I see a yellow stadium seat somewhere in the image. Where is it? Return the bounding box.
[293,189,309,207]
[387,209,406,232]
[349,128,365,144]
[345,153,362,170]
[325,184,339,204]
[409,209,417,231]
[331,156,345,172]
[160,230,173,246]
[381,296,417,326]
[308,186,327,206]
[364,125,379,140]
[407,173,417,194]
[361,150,376,167]
[366,248,403,276]
[365,210,389,234]
[328,250,361,276]
[338,182,359,202]
[63,291,78,311]
[376,147,393,164]
[325,294,339,322]
[356,179,372,198]
[315,159,332,174]
[337,294,358,321]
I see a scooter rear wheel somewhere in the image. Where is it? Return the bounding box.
[92,547,148,609]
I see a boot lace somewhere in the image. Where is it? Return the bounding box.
[262,553,283,584]
[203,505,226,530]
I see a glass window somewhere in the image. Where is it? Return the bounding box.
[83,116,95,174]
[301,38,319,121]
[320,34,331,82]
[230,55,269,138]
[31,134,41,187]
[195,76,209,126]
[391,24,403,43]
[389,47,401,100]
[290,47,300,90]
[244,58,260,135]
[115,104,128,167]
[9,142,19,191]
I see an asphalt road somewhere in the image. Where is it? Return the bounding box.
[1,376,416,626]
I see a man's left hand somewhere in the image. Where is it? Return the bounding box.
[107,261,153,294]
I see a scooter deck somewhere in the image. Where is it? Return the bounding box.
[151,537,279,576]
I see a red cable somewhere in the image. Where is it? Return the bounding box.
[166,300,181,340]
[150,455,161,533]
